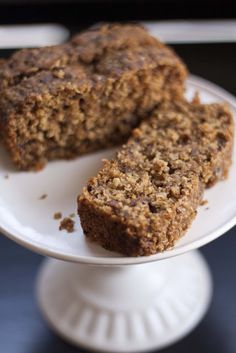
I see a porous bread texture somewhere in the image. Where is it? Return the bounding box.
[0,23,187,170]
[78,99,234,256]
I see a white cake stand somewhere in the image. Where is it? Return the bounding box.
[0,75,236,352]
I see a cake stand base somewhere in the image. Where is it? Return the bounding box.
[37,250,212,352]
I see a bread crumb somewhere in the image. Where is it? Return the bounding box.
[192,91,201,104]
[69,213,75,218]
[39,194,47,200]
[54,212,62,220]
[59,217,75,233]
[4,174,9,179]
[200,199,208,206]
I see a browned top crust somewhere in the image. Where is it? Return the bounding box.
[0,23,187,112]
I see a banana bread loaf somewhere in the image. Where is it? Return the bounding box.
[0,23,187,170]
[78,99,234,256]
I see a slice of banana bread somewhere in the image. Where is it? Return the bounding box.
[0,23,187,170]
[78,99,234,256]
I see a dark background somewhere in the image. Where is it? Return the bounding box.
[0,0,236,27]
[0,1,236,352]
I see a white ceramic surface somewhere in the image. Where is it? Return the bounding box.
[37,251,212,352]
[0,75,236,265]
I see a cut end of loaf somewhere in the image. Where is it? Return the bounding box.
[0,23,187,171]
[78,99,234,256]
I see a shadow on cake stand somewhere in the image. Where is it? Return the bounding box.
[0,75,236,352]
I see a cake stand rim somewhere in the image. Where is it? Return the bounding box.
[1,74,236,266]
[1,210,236,265]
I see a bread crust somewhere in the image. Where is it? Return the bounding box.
[0,23,187,170]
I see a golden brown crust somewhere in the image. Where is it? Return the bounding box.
[0,23,187,170]
[78,99,234,256]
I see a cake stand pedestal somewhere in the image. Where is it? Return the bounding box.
[37,250,212,352]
